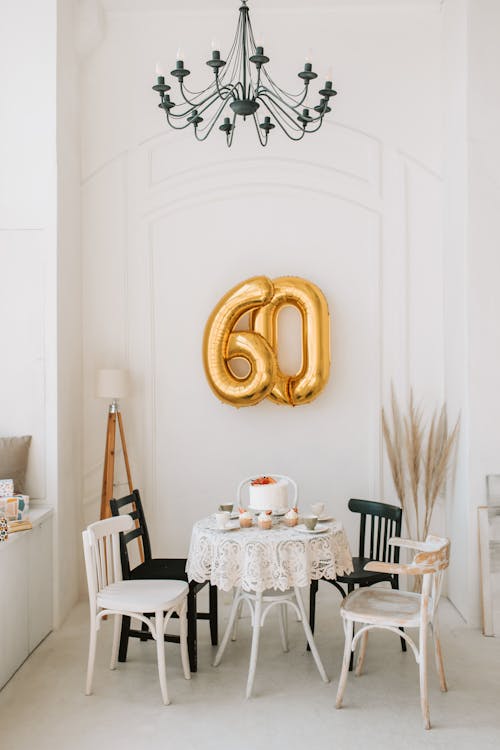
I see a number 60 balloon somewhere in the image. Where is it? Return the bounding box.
[202,275,331,407]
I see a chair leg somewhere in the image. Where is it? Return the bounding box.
[118,615,131,663]
[231,598,244,642]
[110,614,122,670]
[85,618,98,696]
[179,600,192,680]
[187,590,198,674]
[336,618,353,709]
[419,625,430,730]
[278,603,289,653]
[246,593,263,698]
[140,619,149,642]
[432,616,448,692]
[309,579,319,633]
[355,629,368,676]
[294,586,329,684]
[307,579,319,652]
[214,588,242,667]
[209,584,218,646]
[155,610,170,706]
[391,578,407,652]
[348,583,355,671]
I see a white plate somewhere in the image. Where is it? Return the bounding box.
[295,523,329,534]
[248,506,288,516]
[318,515,335,523]
[214,521,240,532]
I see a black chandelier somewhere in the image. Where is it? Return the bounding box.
[152,0,337,147]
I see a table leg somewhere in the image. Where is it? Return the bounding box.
[294,586,330,683]
[246,591,263,698]
[213,587,242,667]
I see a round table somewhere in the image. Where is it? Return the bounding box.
[186,515,353,697]
[186,515,353,593]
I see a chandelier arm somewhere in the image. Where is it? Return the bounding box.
[215,73,238,103]
[258,97,306,141]
[194,90,238,131]
[261,67,310,101]
[178,82,227,110]
[301,115,325,133]
[226,114,237,147]
[184,13,242,97]
[258,92,306,132]
[257,83,309,112]
[246,20,307,101]
[252,113,269,147]
[194,97,235,141]
[165,111,196,130]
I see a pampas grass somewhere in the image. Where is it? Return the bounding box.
[382,385,460,542]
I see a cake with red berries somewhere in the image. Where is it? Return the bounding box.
[248,476,288,513]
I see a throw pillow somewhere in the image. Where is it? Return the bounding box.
[0,436,32,493]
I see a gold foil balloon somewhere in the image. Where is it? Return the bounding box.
[203,276,278,407]
[252,276,331,406]
[203,275,331,407]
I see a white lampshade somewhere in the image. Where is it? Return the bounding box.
[96,369,129,400]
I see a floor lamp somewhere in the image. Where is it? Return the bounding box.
[97,369,133,520]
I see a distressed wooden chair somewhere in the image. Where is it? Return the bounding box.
[309,498,405,664]
[335,535,450,730]
[82,515,190,705]
[110,490,218,673]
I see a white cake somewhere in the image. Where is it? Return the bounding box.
[248,479,288,512]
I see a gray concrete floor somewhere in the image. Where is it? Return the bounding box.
[1,586,500,749]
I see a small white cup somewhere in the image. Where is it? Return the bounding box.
[303,514,319,531]
[311,502,326,518]
[215,511,230,529]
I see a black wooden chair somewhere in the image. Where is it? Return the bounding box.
[110,489,218,673]
[309,498,405,665]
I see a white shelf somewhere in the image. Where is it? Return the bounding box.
[0,505,54,690]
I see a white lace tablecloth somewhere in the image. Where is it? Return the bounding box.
[186,516,353,593]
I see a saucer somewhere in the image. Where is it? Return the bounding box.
[248,506,288,517]
[215,520,240,532]
[318,515,335,523]
[295,523,329,534]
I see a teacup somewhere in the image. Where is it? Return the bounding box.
[218,503,234,513]
[215,511,230,529]
[303,515,318,531]
[311,502,326,518]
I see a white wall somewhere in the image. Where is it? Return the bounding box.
[56,0,84,625]
[464,0,500,624]
[0,0,81,627]
[80,1,446,564]
[0,0,57,501]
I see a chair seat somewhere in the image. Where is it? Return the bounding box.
[97,578,188,613]
[337,557,394,585]
[341,586,433,628]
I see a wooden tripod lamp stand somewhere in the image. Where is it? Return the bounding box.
[97,369,133,520]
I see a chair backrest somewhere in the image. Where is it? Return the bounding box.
[237,475,298,508]
[109,489,152,577]
[348,498,403,563]
[82,515,134,613]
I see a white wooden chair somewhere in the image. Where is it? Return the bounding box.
[82,515,191,705]
[335,535,450,730]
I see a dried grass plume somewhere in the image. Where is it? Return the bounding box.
[382,385,460,541]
